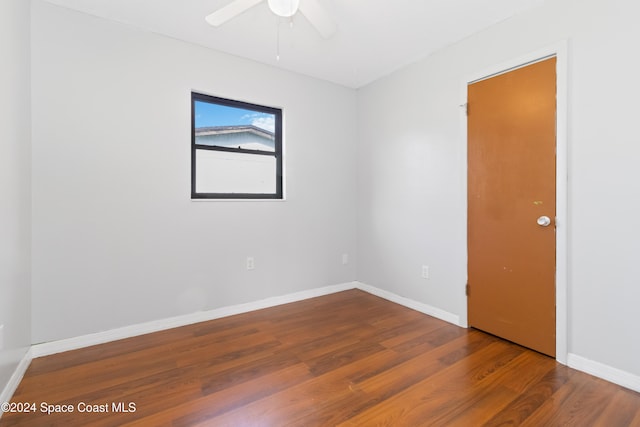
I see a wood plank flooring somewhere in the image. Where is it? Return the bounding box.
[2,290,640,426]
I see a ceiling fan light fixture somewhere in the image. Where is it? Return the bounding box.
[267,0,300,17]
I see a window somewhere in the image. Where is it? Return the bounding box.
[191,92,283,199]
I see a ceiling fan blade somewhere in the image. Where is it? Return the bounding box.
[205,0,264,27]
[298,0,336,39]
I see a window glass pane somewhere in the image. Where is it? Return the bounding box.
[191,93,282,199]
[195,149,276,194]
[194,101,275,152]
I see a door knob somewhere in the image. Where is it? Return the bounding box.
[537,216,551,227]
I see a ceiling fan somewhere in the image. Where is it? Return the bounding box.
[205,0,337,39]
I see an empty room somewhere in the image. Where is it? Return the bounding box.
[2,0,640,425]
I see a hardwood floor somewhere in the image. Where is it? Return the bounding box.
[2,290,640,426]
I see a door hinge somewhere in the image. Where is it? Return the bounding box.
[466,283,470,296]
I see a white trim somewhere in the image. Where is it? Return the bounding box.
[355,282,462,326]
[0,348,33,417]
[32,282,356,358]
[554,41,569,365]
[568,353,640,393]
[460,40,570,364]
[14,280,640,399]
[31,281,464,359]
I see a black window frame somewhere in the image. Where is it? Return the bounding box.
[191,92,283,200]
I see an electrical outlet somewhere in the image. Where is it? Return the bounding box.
[246,257,255,270]
[342,253,349,265]
[422,265,430,279]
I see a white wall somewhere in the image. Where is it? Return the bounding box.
[0,0,32,390]
[31,1,358,343]
[357,0,640,377]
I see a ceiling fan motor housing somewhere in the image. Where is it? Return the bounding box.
[268,0,300,17]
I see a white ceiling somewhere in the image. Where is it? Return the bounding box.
[41,0,544,88]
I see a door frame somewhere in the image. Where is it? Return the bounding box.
[459,41,569,364]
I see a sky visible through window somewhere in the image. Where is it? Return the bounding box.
[194,101,275,133]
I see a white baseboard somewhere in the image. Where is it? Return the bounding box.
[32,281,463,359]
[32,282,357,358]
[568,353,640,393]
[0,348,33,418]
[18,285,640,401]
[355,282,462,326]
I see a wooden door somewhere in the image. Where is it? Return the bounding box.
[467,57,557,357]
